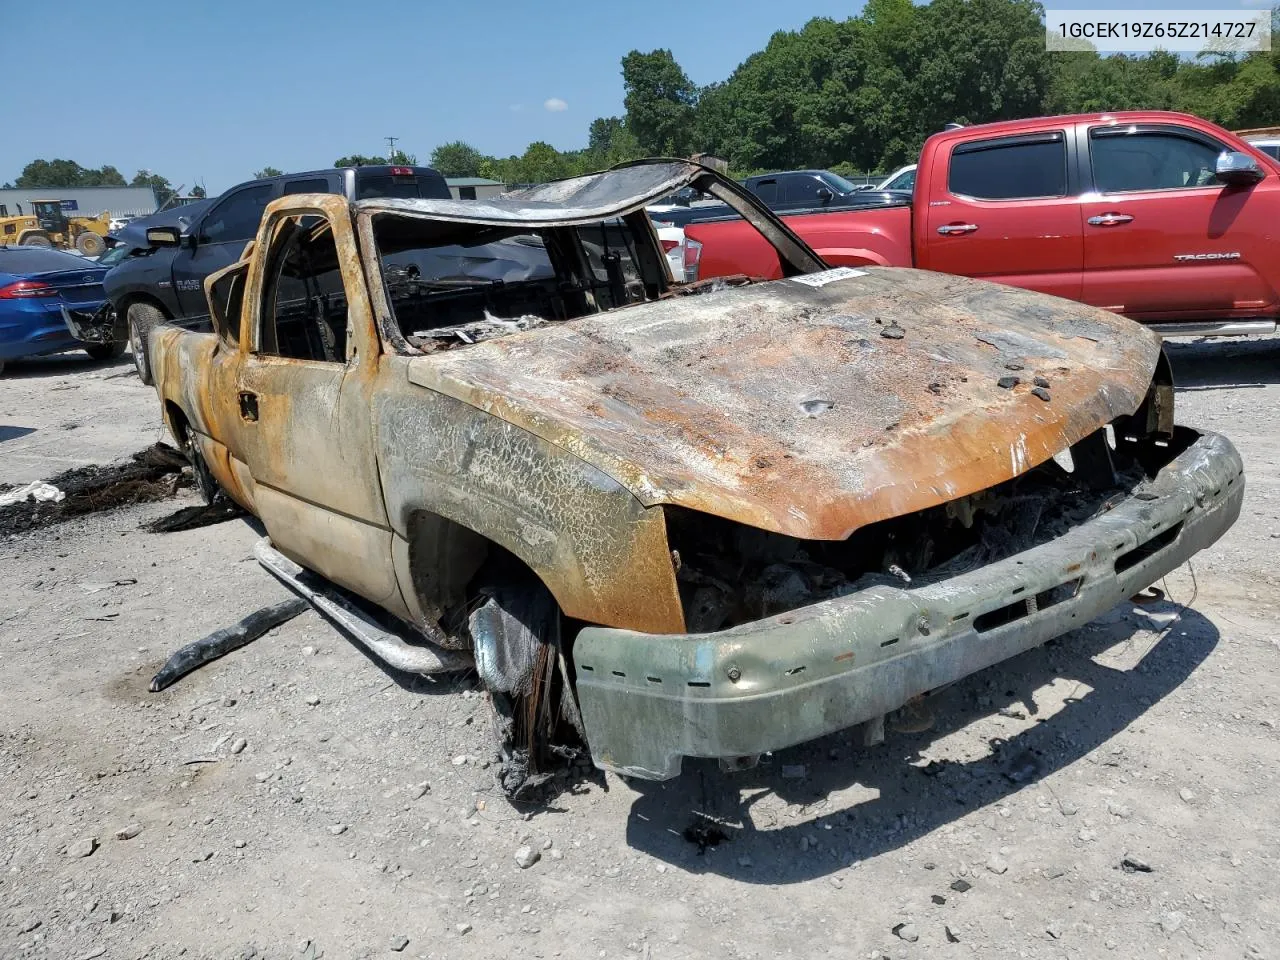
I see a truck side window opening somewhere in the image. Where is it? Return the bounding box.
[1091,130,1222,193]
[948,137,1067,200]
[209,268,245,345]
[259,217,348,362]
[888,168,916,192]
[372,215,657,353]
[785,177,824,204]
[283,178,331,196]
[202,184,274,243]
[752,179,779,204]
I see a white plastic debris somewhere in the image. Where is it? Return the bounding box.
[0,481,66,507]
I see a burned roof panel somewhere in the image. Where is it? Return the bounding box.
[353,160,700,226]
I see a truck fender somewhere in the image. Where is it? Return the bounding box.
[812,248,893,268]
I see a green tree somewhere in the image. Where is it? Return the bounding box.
[622,50,699,155]
[84,165,127,187]
[334,154,385,167]
[580,117,643,171]
[903,0,1050,155]
[429,141,486,177]
[15,158,127,188]
[131,170,176,207]
[515,142,572,183]
[191,185,207,198]
[689,0,1051,173]
[254,166,283,178]
[587,116,626,154]
[333,149,417,167]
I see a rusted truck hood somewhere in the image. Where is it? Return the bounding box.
[407,267,1161,540]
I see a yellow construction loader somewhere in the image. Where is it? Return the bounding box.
[0,200,110,256]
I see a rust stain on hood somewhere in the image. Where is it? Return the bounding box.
[408,267,1161,540]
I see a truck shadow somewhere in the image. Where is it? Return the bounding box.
[1166,335,1280,390]
[621,600,1218,883]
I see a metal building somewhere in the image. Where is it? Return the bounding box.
[0,186,158,220]
[445,177,506,200]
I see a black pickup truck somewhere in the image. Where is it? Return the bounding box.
[740,169,885,212]
[103,164,450,383]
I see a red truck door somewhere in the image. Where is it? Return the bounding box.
[921,129,1083,301]
[1079,121,1278,320]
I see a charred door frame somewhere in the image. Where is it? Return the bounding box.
[229,194,408,614]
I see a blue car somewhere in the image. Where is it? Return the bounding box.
[0,246,122,375]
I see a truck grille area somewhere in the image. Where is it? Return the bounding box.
[666,426,1174,633]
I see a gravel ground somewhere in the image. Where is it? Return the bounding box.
[1,337,1278,960]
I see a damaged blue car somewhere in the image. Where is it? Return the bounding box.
[0,246,122,375]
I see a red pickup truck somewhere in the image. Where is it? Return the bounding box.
[689,111,1280,337]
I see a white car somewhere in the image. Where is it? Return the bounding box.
[876,164,917,192]
[1244,136,1280,161]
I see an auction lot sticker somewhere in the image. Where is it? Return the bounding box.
[792,267,868,287]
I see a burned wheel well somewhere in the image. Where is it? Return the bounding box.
[404,510,500,638]
[163,401,191,449]
[403,508,578,650]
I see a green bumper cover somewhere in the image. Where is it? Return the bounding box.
[574,430,1243,780]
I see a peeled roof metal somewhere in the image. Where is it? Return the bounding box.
[354,161,700,226]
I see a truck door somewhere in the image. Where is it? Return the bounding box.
[171,183,276,323]
[1079,122,1277,320]
[230,202,402,610]
[921,130,1083,301]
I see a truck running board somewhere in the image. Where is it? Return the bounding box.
[1148,319,1277,339]
[254,537,473,676]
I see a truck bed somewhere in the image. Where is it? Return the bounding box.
[688,203,913,280]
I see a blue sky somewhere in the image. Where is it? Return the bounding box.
[1,0,1264,194]
[1,0,857,193]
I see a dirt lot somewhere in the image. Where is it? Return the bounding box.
[2,340,1278,960]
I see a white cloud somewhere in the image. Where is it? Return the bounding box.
[544,98,568,113]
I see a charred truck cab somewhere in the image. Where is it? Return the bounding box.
[147,160,1242,789]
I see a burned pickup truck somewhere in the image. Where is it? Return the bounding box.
[146,159,1243,786]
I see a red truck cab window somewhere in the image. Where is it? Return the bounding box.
[948,135,1067,200]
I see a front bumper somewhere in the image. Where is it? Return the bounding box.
[60,302,116,344]
[574,430,1243,780]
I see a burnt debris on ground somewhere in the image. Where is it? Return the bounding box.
[145,500,244,533]
[0,444,190,537]
[149,597,311,692]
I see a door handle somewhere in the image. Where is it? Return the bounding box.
[1087,212,1134,226]
[238,391,259,422]
[937,222,979,235]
